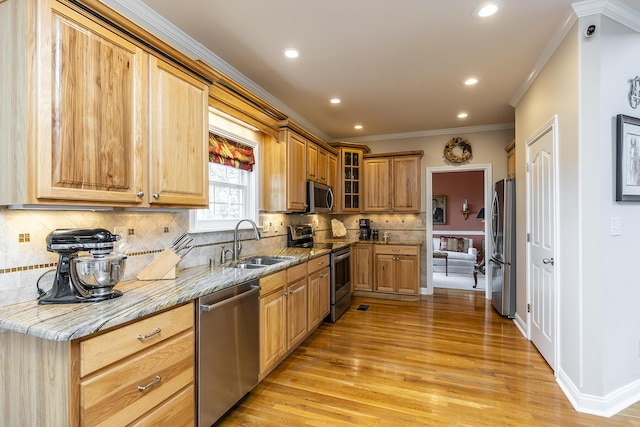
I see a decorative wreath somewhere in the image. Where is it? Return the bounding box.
[443,137,472,163]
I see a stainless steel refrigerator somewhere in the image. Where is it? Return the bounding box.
[489,178,516,318]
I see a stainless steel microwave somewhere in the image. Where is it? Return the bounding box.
[307,181,334,213]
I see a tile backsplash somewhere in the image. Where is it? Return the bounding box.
[0,208,427,307]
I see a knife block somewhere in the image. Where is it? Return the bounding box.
[137,248,181,280]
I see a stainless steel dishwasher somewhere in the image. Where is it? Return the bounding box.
[198,279,260,427]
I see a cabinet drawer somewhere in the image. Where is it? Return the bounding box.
[374,245,419,256]
[80,331,194,427]
[287,262,307,283]
[308,254,330,274]
[129,384,194,427]
[260,270,286,297]
[80,303,194,376]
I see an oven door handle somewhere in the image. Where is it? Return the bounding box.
[333,250,350,262]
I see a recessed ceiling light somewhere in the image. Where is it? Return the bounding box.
[473,1,503,18]
[354,124,363,130]
[283,48,300,59]
[458,113,469,119]
[330,98,341,104]
[464,78,478,86]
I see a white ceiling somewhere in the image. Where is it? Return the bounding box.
[135,0,580,141]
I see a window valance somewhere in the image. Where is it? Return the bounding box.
[208,132,255,171]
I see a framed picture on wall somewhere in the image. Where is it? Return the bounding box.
[432,195,446,224]
[616,114,640,201]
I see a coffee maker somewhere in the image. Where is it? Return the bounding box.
[39,228,127,304]
[359,218,371,240]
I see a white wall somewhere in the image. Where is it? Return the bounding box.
[591,15,640,396]
[516,9,640,413]
[515,22,582,387]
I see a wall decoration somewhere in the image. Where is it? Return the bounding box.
[616,114,640,201]
[629,76,640,109]
[443,137,472,163]
[432,195,447,225]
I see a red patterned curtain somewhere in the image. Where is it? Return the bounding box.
[208,133,255,171]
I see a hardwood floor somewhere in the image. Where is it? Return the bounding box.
[218,289,640,426]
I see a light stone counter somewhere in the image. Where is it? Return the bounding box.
[0,247,332,341]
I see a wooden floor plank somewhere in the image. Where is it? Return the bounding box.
[217,289,640,426]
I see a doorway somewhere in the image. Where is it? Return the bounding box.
[426,164,493,299]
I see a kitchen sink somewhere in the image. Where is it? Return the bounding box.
[229,256,294,269]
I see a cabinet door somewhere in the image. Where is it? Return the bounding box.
[392,156,421,212]
[287,133,308,211]
[374,254,394,293]
[396,255,419,295]
[306,142,318,181]
[328,153,338,192]
[317,148,328,184]
[341,149,363,212]
[149,57,208,206]
[40,3,146,205]
[287,278,308,349]
[318,267,330,319]
[308,267,330,329]
[259,288,287,376]
[353,244,373,291]
[363,158,391,212]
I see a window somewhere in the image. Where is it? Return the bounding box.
[190,110,261,232]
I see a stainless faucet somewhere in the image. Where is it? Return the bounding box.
[220,245,233,264]
[233,219,261,261]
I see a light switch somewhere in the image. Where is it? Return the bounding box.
[611,217,622,236]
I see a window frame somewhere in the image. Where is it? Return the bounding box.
[189,126,260,233]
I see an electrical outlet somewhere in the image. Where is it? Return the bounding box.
[262,222,270,233]
[114,227,127,243]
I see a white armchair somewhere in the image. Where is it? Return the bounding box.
[432,237,477,275]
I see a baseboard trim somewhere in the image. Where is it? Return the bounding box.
[512,312,528,339]
[557,368,640,417]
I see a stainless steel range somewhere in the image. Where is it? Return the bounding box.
[287,225,351,322]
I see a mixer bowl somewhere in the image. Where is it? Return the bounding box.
[71,254,127,293]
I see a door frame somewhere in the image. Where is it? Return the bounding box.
[425,163,493,299]
[525,115,559,371]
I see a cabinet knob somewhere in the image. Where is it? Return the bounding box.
[152,193,160,199]
[136,190,145,197]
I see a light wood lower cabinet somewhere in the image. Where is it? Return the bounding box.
[308,255,330,330]
[353,244,374,291]
[259,258,331,379]
[374,245,420,296]
[79,304,195,426]
[0,303,195,427]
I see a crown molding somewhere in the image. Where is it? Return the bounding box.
[573,0,640,32]
[509,11,577,107]
[334,123,515,143]
[100,0,331,141]
[511,0,640,107]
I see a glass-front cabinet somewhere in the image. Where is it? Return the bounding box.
[331,144,368,213]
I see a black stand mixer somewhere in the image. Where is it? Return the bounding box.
[39,228,127,304]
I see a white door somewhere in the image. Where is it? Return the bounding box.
[527,126,556,370]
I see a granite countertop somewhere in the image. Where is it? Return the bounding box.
[0,245,345,342]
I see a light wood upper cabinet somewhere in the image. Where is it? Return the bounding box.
[0,0,209,208]
[307,142,318,182]
[328,152,338,191]
[505,139,516,178]
[317,148,329,184]
[363,152,422,213]
[149,57,208,206]
[287,132,309,211]
[363,158,391,212]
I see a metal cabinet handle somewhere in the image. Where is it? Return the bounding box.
[136,190,144,197]
[152,193,160,199]
[392,249,400,252]
[317,261,324,265]
[319,274,327,278]
[137,327,161,340]
[543,257,555,265]
[137,375,161,391]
